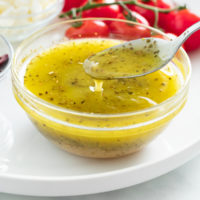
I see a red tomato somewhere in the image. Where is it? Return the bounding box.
[128,0,173,27]
[109,12,151,40]
[162,9,200,51]
[82,5,120,19]
[65,20,109,39]
[62,0,88,12]
[91,0,115,3]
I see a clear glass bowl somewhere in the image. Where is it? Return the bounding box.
[0,0,64,42]
[0,35,14,152]
[12,18,191,158]
[0,35,13,80]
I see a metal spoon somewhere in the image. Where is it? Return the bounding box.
[83,21,200,80]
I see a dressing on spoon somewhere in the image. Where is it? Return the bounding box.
[84,21,200,80]
[84,39,163,80]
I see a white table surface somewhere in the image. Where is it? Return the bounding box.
[1,0,200,199]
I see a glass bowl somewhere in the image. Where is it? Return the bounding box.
[0,0,64,42]
[0,35,13,80]
[12,18,191,158]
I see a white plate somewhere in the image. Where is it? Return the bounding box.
[0,46,200,197]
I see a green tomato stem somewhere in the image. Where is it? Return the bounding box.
[118,1,136,22]
[60,0,180,18]
[153,7,159,28]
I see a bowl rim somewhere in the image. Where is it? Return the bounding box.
[0,0,64,29]
[12,18,192,118]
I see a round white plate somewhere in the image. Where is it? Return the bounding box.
[0,47,200,197]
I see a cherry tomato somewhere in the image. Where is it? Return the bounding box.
[65,20,109,39]
[92,0,115,2]
[128,0,173,27]
[82,5,120,20]
[162,9,200,51]
[82,0,120,25]
[62,0,88,12]
[109,12,151,40]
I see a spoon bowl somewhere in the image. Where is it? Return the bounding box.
[84,37,173,79]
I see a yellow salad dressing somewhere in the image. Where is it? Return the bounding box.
[24,39,182,114]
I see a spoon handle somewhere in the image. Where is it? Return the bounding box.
[176,21,200,48]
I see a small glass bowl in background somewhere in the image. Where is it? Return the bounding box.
[12,18,191,158]
[0,35,13,80]
[0,35,14,152]
[0,0,64,42]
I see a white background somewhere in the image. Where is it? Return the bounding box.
[1,0,200,199]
